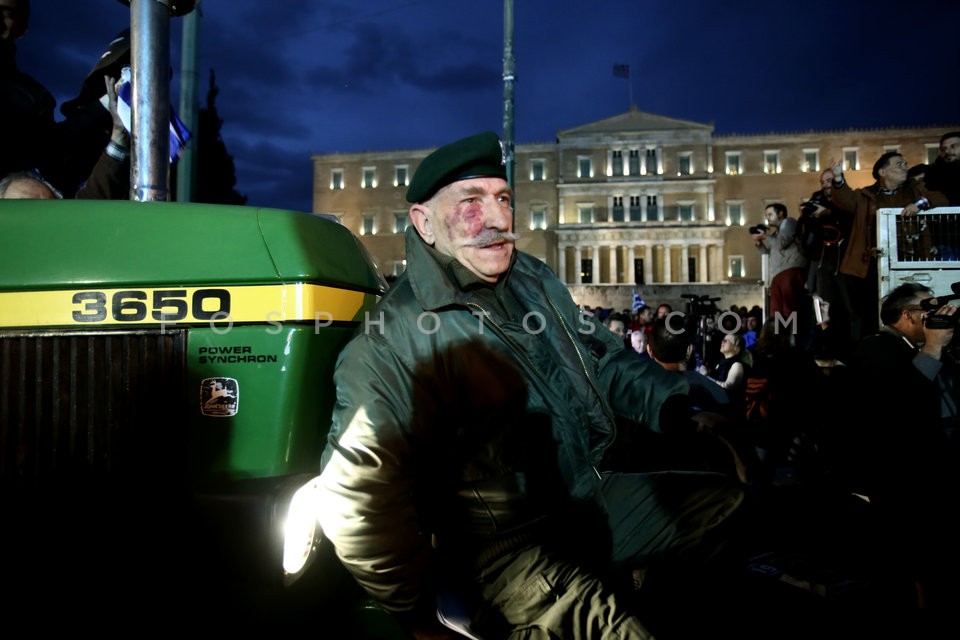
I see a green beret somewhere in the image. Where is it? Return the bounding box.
[405,131,507,203]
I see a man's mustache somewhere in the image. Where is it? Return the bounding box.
[462,229,520,247]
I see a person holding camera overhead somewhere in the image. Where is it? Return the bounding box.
[751,203,808,334]
[838,283,960,607]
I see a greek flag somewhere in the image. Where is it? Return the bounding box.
[632,290,645,312]
[113,66,191,163]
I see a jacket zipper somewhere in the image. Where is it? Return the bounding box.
[464,299,609,479]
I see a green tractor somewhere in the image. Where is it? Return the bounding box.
[0,2,413,634]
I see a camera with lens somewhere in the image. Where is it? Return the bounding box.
[748,224,767,235]
[801,196,824,217]
[921,289,960,329]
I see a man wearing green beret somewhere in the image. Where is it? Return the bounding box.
[318,131,744,638]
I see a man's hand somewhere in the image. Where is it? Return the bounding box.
[921,304,957,359]
[104,75,129,147]
[901,202,921,218]
[829,158,843,182]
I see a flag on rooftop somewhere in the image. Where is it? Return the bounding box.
[613,63,630,78]
[632,290,645,312]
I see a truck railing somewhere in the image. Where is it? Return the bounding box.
[877,206,960,300]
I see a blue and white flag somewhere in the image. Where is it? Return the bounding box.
[113,66,191,163]
[632,290,645,312]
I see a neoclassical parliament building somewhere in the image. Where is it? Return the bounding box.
[311,108,953,312]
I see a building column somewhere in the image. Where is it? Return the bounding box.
[592,245,600,283]
[608,245,618,284]
[574,246,582,284]
[662,245,672,284]
[644,244,654,283]
[708,191,715,222]
[699,244,708,282]
[558,245,567,284]
[681,244,689,283]
[627,246,636,284]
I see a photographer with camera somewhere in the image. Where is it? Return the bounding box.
[751,203,808,337]
[840,282,960,607]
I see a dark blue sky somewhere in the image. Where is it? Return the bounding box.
[17,0,960,212]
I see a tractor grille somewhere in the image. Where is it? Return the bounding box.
[0,329,188,490]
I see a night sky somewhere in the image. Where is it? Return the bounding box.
[17,0,960,212]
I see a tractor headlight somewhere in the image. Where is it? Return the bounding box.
[282,475,323,578]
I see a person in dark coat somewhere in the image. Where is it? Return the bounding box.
[845,282,960,607]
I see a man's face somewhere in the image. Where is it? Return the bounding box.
[763,207,780,226]
[879,155,908,187]
[941,136,960,163]
[899,296,932,342]
[2,177,56,199]
[412,177,515,283]
[819,170,834,190]
[656,305,670,319]
[608,319,625,338]
[1,1,27,42]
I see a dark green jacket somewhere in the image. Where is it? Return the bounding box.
[318,227,688,614]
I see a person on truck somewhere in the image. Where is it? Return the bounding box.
[1,0,56,182]
[317,131,745,638]
[924,131,960,206]
[829,151,949,346]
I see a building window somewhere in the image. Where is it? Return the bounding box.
[611,150,623,176]
[361,214,375,235]
[530,207,547,230]
[678,203,695,221]
[728,255,744,279]
[330,169,344,190]
[362,167,376,188]
[802,149,819,172]
[628,149,640,175]
[763,150,781,174]
[646,148,659,175]
[677,152,693,176]
[611,196,624,222]
[577,204,594,224]
[646,195,659,221]
[726,202,743,226]
[577,156,593,178]
[725,151,742,176]
[580,258,593,284]
[530,158,545,181]
[883,144,901,154]
[629,196,642,221]
[394,212,409,234]
[926,144,940,165]
[394,166,408,187]
[843,148,859,171]
[687,256,697,283]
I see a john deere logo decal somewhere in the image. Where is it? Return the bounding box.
[201,377,239,417]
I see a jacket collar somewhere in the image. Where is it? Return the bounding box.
[403,226,519,311]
